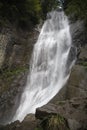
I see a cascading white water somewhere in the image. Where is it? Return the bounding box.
[13,10,75,122]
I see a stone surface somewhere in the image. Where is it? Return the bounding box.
[0,71,28,124]
[36,97,87,130]
[68,119,82,130]
[0,25,39,124]
[1,27,38,69]
[51,64,87,102]
[66,65,87,99]
[0,114,38,130]
[70,20,86,47]
[79,45,87,60]
[0,29,10,68]
[0,97,87,130]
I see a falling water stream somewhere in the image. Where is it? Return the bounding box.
[13,10,75,122]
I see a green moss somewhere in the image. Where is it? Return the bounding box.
[34,128,43,130]
[82,62,87,67]
[48,115,65,127]
[57,101,66,106]
[0,66,28,95]
[40,115,69,130]
[79,61,87,69]
[0,67,28,79]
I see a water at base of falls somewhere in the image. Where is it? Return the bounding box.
[12,10,75,122]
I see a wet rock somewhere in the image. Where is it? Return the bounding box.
[36,97,87,130]
[51,65,87,102]
[70,20,85,47]
[79,45,87,61]
[0,114,38,130]
[0,29,11,68]
[69,19,87,65]
[68,119,82,130]
[0,25,39,70]
[0,71,28,125]
[66,65,87,99]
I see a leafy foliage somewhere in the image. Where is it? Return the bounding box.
[0,0,60,28]
[41,0,60,18]
[65,0,87,21]
[0,0,41,28]
[0,66,28,95]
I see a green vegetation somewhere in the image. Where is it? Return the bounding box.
[79,61,87,70]
[81,62,87,67]
[0,0,41,28]
[57,101,66,106]
[0,0,60,28]
[34,128,43,130]
[40,115,69,130]
[65,0,87,22]
[41,0,60,19]
[0,67,28,79]
[0,66,28,94]
[0,0,87,28]
[48,115,65,127]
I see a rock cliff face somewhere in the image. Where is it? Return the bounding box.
[0,25,39,124]
[0,25,38,69]
[0,29,8,68]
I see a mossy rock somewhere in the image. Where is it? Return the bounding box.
[41,115,69,130]
[0,66,28,95]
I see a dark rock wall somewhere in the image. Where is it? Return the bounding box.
[0,26,38,69]
[0,25,39,124]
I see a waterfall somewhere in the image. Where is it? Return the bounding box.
[13,10,75,122]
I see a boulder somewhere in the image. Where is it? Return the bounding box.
[36,97,87,130]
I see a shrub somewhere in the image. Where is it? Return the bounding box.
[0,0,41,28]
